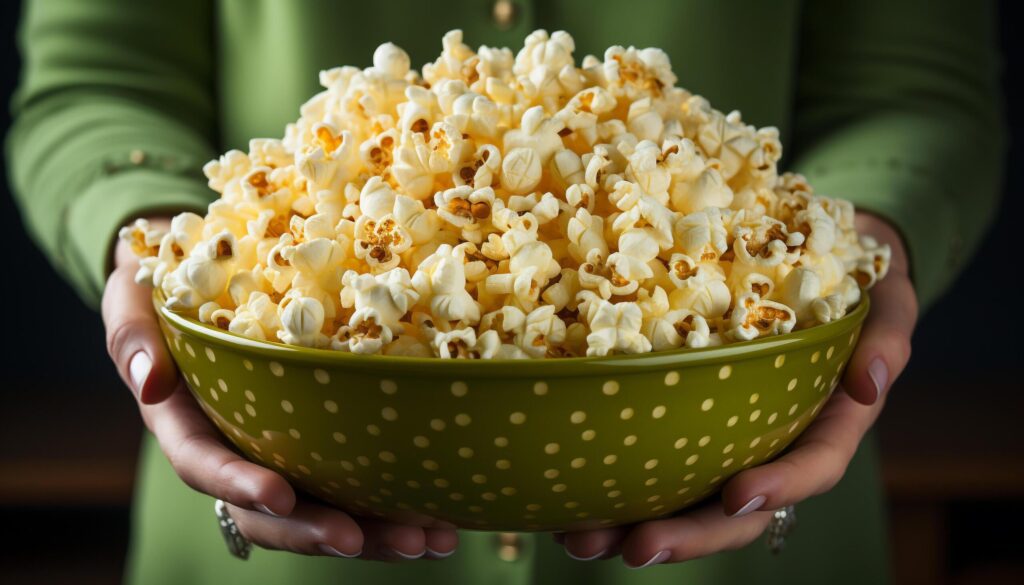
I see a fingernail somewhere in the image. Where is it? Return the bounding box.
[731,494,766,518]
[319,543,361,558]
[566,547,607,561]
[868,358,889,401]
[628,549,670,569]
[254,503,282,518]
[425,547,455,559]
[129,351,152,397]
[387,548,426,560]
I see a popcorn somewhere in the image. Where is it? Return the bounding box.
[432,328,501,359]
[391,131,437,200]
[779,267,822,325]
[515,305,568,358]
[540,268,582,311]
[514,30,579,105]
[119,219,164,258]
[665,253,731,319]
[581,296,652,356]
[227,291,281,341]
[484,229,560,310]
[277,296,330,347]
[555,88,616,149]
[853,235,892,288]
[727,293,796,341]
[412,244,481,325]
[162,253,230,310]
[792,201,837,256]
[353,215,412,273]
[332,307,393,354]
[732,215,804,269]
[128,29,889,359]
[674,208,730,262]
[639,287,712,351]
[566,208,608,263]
[340,269,418,333]
[434,186,495,243]
[500,146,543,194]
[454,144,502,188]
[392,195,441,246]
[578,249,639,299]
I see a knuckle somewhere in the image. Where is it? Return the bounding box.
[167,433,212,494]
[105,316,150,362]
[212,458,252,505]
[242,514,311,555]
[817,463,847,494]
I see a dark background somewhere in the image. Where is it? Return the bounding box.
[1,2,1021,584]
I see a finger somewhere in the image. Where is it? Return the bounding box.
[229,498,364,557]
[355,515,429,561]
[562,526,631,560]
[843,271,917,405]
[138,382,297,516]
[423,527,460,560]
[102,263,179,404]
[720,390,877,516]
[620,502,773,568]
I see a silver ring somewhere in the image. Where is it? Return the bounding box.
[215,499,253,560]
[765,505,796,554]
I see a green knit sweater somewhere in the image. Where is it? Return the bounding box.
[6,0,1006,313]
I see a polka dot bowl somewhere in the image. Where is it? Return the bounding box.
[154,291,868,532]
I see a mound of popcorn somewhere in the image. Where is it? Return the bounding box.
[122,30,890,359]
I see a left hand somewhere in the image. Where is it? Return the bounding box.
[554,211,918,568]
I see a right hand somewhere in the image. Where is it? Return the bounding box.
[102,217,458,561]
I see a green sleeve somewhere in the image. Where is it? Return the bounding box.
[5,0,217,309]
[789,0,1006,313]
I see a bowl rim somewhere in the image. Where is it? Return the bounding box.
[154,290,868,377]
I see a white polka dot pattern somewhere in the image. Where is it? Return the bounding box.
[160,307,864,532]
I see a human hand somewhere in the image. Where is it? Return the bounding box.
[554,211,917,568]
[103,217,458,560]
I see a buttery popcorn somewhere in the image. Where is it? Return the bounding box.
[126,29,890,359]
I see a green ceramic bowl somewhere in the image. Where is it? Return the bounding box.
[154,291,867,532]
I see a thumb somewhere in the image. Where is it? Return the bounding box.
[843,212,918,406]
[842,270,917,405]
[102,262,179,405]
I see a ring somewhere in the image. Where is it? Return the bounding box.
[215,499,253,560]
[765,505,796,554]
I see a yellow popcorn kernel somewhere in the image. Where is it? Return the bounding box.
[727,293,796,341]
[500,147,543,194]
[453,144,501,189]
[853,236,892,289]
[354,215,411,274]
[119,218,164,258]
[332,308,393,354]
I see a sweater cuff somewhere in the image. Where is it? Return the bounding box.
[799,162,959,313]
[64,170,213,309]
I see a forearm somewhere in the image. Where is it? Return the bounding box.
[790,0,1006,313]
[5,0,216,308]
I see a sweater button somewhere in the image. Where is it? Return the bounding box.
[495,531,521,561]
[492,0,518,30]
[129,149,147,165]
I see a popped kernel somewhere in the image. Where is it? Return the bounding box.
[128,29,889,359]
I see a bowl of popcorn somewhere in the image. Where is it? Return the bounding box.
[127,30,889,532]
